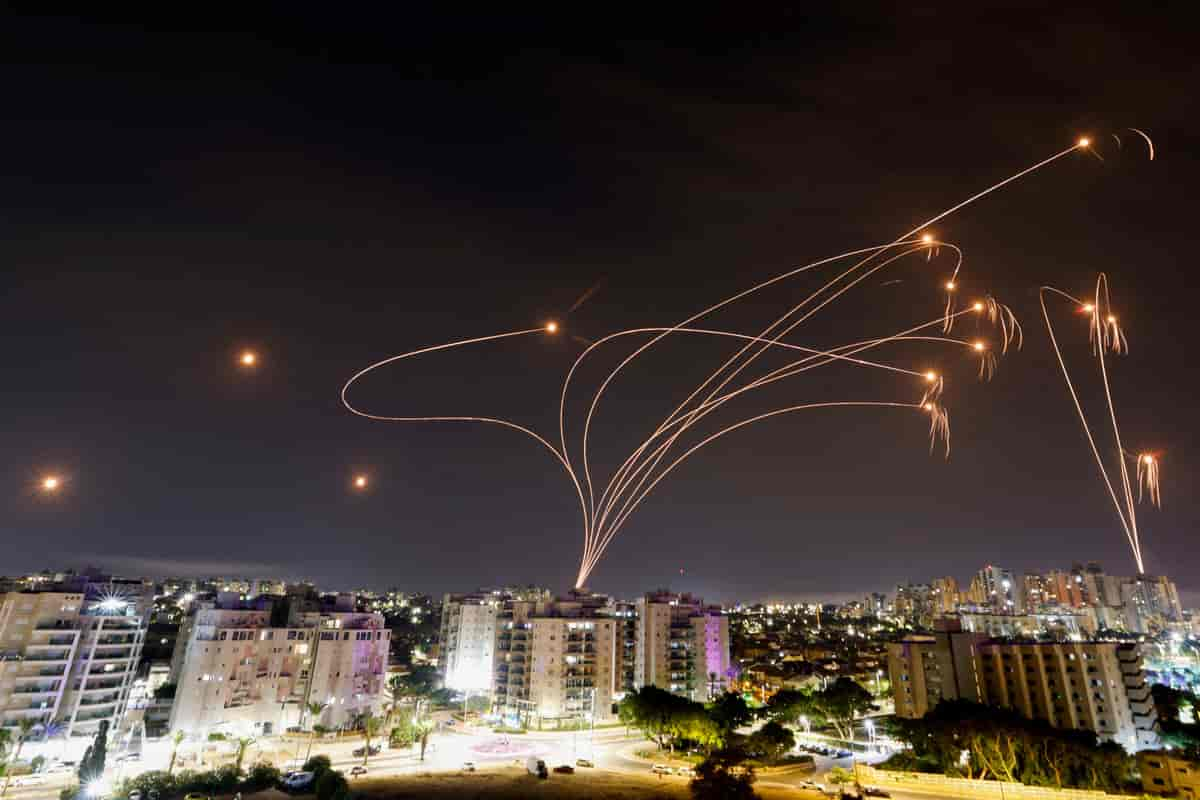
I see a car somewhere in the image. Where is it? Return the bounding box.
[553,765,575,774]
[184,793,210,800]
[862,788,891,798]
[46,761,76,773]
[651,764,671,775]
[116,753,142,763]
[836,750,853,759]
[674,766,696,778]
[798,780,823,791]
[349,766,368,777]
[15,775,46,787]
[281,771,315,791]
[575,758,594,768]
[351,745,382,757]
[462,761,477,772]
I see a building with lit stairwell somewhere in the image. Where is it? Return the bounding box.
[634,591,730,701]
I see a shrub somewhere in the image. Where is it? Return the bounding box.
[31,756,47,774]
[690,758,758,800]
[303,755,333,780]
[119,770,177,799]
[59,785,79,800]
[315,770,349,800]
[243,761,281,791]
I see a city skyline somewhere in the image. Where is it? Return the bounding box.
[2,8,1196,600]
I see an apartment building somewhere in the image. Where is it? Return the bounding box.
[888,620,1158,751]
[0,574,152,743]
[1139,749,1200,797]
[634,592,730,701]
[168,591,388,735]
[438,593,499,692]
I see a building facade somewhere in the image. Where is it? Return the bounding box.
[634,592,730,700]
[438,593,498,692]
[0,574,152,743]
[168,592,388,735]
[888,621,1158,751]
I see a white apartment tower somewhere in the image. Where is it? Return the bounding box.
[438,593,498,692]
[634,592,730,701]
[0,574,152,744]
[168,591,388,735]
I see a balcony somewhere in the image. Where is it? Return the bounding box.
[79,696,120,708]
[12,684,60,695]
[23,653,71,662]
[14,669,67,680]
[27,638,77,648]
[35,622,80,631]
[2,708,52,719]
[79,682,124,693]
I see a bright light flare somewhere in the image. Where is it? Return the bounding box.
[1077,137,1091,148]
[944,281,956,291]
[924,371,938,383]
[1081,303,1095,313]
[1137,452,1162,507]
[353,474,369,490]
[972,340,986,351]
[41,475,61,492]
[973,301,984,312]
[921,234,934,244]
[546,322,559,334]
[239,350,258,367]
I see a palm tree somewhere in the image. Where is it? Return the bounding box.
[383,675,404,726]
[12,720,37,763]
[233,736,256,775]
[0,730,10,762]
[167,730,186,775]
[304,702,328,762]
[360,714,381,766]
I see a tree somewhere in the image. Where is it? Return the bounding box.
[828,766,855,788]
[383,675,404,725]
[807,678,874,740]
[413,718,434,762]
[764,688,813,726]
[78,720,109,786]
[303,755,332,781]
[167,731,186,775]
[359,714,381,765]
[13,720,37,763]
[0,730,10,762]
[390,665,441,721]
[619,686,700,754]
[233,736,256,775]
[707,692,753,735]
[304,701,329,761]
[315,769,349,800]
[746,721,795,762]
[690,757,758,800]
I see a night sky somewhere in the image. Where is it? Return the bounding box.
[2,8,1196,603]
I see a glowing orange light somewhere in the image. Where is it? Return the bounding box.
[973,301,984,311]
[1107,315,1117,324]
[973,340,986,352]
[1077,137,1090,148]
[1142,455,1154,465]
[945,281,956,291]
[240,351,257,366]
[921,234,934,244]
[353,475,369,489]
[1081,303,1095,313]
[546,322,559,334]
[923,403,935,411]
[41,476,60,492]
[924,371,938,383]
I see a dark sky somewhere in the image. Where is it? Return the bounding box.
[2,7,1196,604]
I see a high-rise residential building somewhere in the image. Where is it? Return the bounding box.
[973,565,1018,613]
[0,573,153,745]
[1023,569,1085,611]
[930,577,960,614]
[168,591,388,735]
[865,593,888,616]
[888,620,1158,752]
[438,593,499,692]
[1122,575,1184,634]
[893,583,935,628]
[635,592,730,701]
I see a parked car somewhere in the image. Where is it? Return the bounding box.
[46,761,76,774]
[14,775,46,787]
[349,766,368,777]
[462,761,477,772]
[116,752,142,763]
[798,779,823,791]
[674,766,696,778]
[575,758,594,768]
[553,765,575,774]
[835,750,853,759]
[281,771,315,791]
[862,788,891,798]
[351,745,381,757]
[651,764,671,775]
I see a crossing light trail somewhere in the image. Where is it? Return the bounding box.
[340,136,1147,587]
[1040,275,1164,574]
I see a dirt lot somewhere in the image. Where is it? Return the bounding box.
[341,765,803,799]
